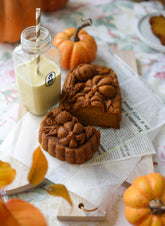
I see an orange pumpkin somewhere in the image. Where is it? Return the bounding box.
[0,0,41,43]
[0,0,68,43]
[53,18,97,70]
[123,173,165,226]
[42,0,68,12]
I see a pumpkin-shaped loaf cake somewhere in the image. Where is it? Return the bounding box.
[39,108,100,164]
[60,64,121,129]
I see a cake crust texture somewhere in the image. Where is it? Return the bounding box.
[60,64,121,129]
[38,108,100,164]
[149,14,165,46]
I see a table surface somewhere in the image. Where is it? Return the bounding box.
[0,0,165,225]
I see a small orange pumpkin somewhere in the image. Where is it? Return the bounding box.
[123,172,165,226]
[53,18,97,70]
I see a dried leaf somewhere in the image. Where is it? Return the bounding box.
[0,198,47,226]
[46,184,73,206]
[0,160,16,189]
[28,146,48,186]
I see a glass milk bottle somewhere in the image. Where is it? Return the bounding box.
[13,26,61,115]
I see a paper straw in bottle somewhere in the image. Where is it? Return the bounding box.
[36,8,41,74]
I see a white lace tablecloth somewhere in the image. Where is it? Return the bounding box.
[0,0,165,225]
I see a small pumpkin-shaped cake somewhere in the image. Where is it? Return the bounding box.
[38,108,100,164]
[123,173,165,226]
[53,18,97,69]
[60,64,121,129]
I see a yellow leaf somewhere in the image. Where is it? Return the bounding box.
[28,146,48,186]
[0,198,47,226]
[46,184,73,206]
[0,160,16,189]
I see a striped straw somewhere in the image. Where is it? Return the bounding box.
[36,8,41,74]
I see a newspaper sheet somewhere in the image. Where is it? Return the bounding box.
[1,44,165,206]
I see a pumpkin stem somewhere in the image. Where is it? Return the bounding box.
[149,199,165,215]
[74,18,93,42]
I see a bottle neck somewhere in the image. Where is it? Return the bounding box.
[21,26,51,55]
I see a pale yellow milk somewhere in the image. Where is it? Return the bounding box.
[16,55,61,115]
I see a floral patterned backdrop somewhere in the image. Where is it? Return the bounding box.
[0,0,165,225]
